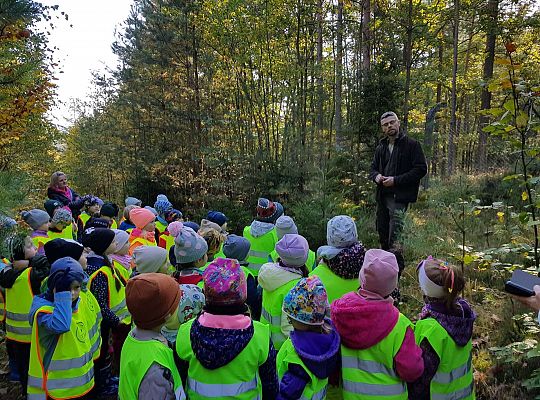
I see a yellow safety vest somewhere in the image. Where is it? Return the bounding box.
[88,266,131,325]
[156,220,168,235]
[5,267,34,343]
[341,314,412,399]
[415,317,475,400]
[79,290,103,361]
[27,302,96,399]
[243,226,278,276]
[260,277,300,350]
[176,319,271,400]
[119,334,185,400]
[309,262,359,303]
[31,232,50,255]
[112,259,132,284]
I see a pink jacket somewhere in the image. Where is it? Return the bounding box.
[331,291,424,382]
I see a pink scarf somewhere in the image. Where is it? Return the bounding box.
[110,254,132,270]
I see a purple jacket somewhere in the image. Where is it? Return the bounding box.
[408,298,476,399]
[277,319,340,400]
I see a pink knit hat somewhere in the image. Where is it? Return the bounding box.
[359,249,398,298]
[129,208,156,229]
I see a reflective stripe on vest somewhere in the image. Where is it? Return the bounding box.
[415,317,475,400]
[27,303,96,398]
[278,338,329,400]
[431,383,474,400]
[260,277,298,350]
[341,313,412,400]
[119,333,185,400]
[5,267,33,342]
[177,319,270,400]
[188,376,258,397]
[243,226,277,276]
[89,267,131,324]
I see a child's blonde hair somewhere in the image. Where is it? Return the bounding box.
[423,258,465,310]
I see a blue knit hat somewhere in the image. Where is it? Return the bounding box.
[154,194,173,216]
[207,211,228,227]
[222,234,250,262]
[183,221,200,232]
[283,276,329,326]
[47,257,86,291]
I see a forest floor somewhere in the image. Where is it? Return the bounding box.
[0,175,538,399]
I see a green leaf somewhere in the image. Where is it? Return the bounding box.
[503,100,515,112]
[503,174,520,181]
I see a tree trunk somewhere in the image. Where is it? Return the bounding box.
[402,0,414,131]
[335,0,344,151]
[476,0,499,170]
[447,0,459,176]
[361,0,371,73]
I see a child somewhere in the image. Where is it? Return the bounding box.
[158,212,183,252]
[119,204,139,232]
[223,234,261,319]
[161,283,206,344]
[132,245,169,276]
[206,210,228,233]
[125,196,142,207]
[259,234,309,350]
[331,249,424,399]
[169,224,207,286]
[408,257,476,400]
[77,196,103,241]
[48,208,75,240]
[27,257,99,399]
[200,226,225,265]
[243,197,283,276]
[270,215,317,271]
[0,234,50,393]
[154,194,174,236]
[175,258,278,399]
[119,273,185,400]
[83,228,126,396]
[44,238,88,270]
[110,229,132,283]
[128,207,157,255]
[278,276,340,400]
[100,202,120,229]
[310,215,366,303]
[22,209,50,255]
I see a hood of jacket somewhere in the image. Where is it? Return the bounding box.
[420,298,476,346]
[331,291,399,349]
[190,317,254,369]
[290,319,340,379]
[258,263,302,292]
[249,220,275,238]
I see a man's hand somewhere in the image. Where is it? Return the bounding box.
[382,176,395,187]
[375,174,384,184]
[511,285,540,312]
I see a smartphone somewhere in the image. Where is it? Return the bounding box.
[505,269,540,297]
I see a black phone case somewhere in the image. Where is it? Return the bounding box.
[505,269,540,297]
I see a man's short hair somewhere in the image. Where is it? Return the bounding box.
[380,111,398,121]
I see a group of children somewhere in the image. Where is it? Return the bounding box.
[0,173,476,399]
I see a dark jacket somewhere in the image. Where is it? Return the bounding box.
[47,187,83,215]
[0,256,50,295]
[277,319,340,400]
[177,317,278,399]
[369,133,427,204]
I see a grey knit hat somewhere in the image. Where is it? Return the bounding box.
[275,216,298,240]
[21,209,50,230]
